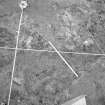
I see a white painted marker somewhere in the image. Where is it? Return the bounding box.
[19,0,28,9]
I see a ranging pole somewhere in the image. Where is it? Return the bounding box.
[48,41,79,77]
[7,1,28,105]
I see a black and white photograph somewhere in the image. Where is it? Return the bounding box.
[0,0,105,105]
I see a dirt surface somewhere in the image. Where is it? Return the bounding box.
[0,0,105,105]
